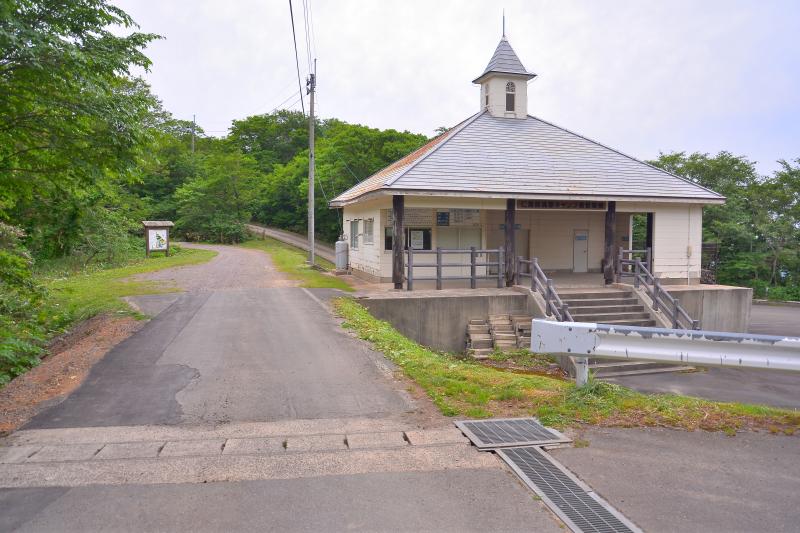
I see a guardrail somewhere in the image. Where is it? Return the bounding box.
[532,319,800,386]
[405,247,504,290]
[617,257,699,330]
[516,257,573,322]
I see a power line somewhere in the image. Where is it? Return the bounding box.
[302,0,313,73]
[288,0,306,115]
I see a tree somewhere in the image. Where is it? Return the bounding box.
[0,0,160,256]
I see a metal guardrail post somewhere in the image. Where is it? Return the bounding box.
[470,247,477,289]
[435,247,442,290]
[406,248,413,291]
[497,247,505,288]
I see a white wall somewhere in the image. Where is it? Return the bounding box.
[342,202,383,279]
[652,205,702,281]
[480,75,529,119]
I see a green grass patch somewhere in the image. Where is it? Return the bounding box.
[45,245,217,324]
[334,297,800,433]
[241,237,353,291]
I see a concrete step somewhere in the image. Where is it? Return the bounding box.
[570,312,652,322]
[467,326,490,334]
[567,305,645,314]
[562,298,640,307]
[469,340,493,350]
[468,348,493,359]
[488,314,511,321]
[468,319,487,325]
[492,334,517,343]
[559,291,633,300]
[596,319,656,327]
[491,324,514,332]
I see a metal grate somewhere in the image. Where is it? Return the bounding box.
[455,418,571,449]
[498,447,641,533]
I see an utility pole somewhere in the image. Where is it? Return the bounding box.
[307,59,316,265]
[191,114,196,154]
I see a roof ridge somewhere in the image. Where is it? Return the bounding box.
[526,114,726,200]
[383,111,486,187]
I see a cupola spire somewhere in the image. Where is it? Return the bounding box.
[473,32,535,119]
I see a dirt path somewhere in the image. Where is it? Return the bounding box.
[135,242,299,291]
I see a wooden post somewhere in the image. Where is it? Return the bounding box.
[497,246,505,288]
[515,256,523,286]
[435,247,442,290]
[603,201,617,285]
[392,195,404,289]
[406,247,413,291]
[634,259,641,288]
[645,247,652,274]
[470,246,477,289]
[672,297,680,328]
[504,199,516,286]
[531,258,538,291]
[652,281,660,311]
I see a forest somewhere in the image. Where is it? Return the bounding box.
[1,1,799,382]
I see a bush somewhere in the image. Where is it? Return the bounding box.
[0,224,49,384]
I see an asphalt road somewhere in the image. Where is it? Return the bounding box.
[552,427,800,533]
[4,244,562,532]
[610,302,800,408]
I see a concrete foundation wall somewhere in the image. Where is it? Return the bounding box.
[359,293,532,353]
[665,285,753,333]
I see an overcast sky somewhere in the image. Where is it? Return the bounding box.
[116,0,799,175]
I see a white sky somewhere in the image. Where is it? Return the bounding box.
[116,0,800,175]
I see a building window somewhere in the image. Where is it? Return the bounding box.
[484,84,489,108]
[363,219,374,245]
[384,227,433,251]
[505,81,515,112]
[350,220,359,249]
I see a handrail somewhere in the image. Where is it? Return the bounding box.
[616,246,652,277]
[405,247,504,290]
[618,257,700,330]
[516,257,573,322]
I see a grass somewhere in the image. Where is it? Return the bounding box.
[334,297,800,434]
[241,237,353,291]
[44,246,217,324]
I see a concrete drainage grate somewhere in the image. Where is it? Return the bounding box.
[498,446,641,533]
[455,418,571,450]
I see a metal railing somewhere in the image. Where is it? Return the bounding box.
[616,246,652,276]
[516,257,573,322]
[618,257,699,330]
[405,247,504,291]
[532,319,800,386]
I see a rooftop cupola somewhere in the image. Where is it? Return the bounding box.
[473,35,536,119]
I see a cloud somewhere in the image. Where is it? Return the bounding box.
[116,0,800,173]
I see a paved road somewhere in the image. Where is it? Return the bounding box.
[552,427,800,533]
[246,223,336,263]
[610,302,800,408]
[1,244,561,532]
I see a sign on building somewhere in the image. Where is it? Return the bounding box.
[142,221,174,257]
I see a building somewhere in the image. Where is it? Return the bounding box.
[329,33,724,289]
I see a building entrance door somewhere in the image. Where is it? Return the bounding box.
[573,229,589,273]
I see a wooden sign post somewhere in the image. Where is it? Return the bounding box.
[142,221,174,257]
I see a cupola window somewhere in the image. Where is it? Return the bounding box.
[505,81,515,112]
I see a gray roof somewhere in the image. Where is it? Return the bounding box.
[329,111,724,206]
[473,37,535,83]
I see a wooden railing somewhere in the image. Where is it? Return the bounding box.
[619,257,700,330]
[516,257,574,322]
[616,246,652,277]
[404,247,505,291]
